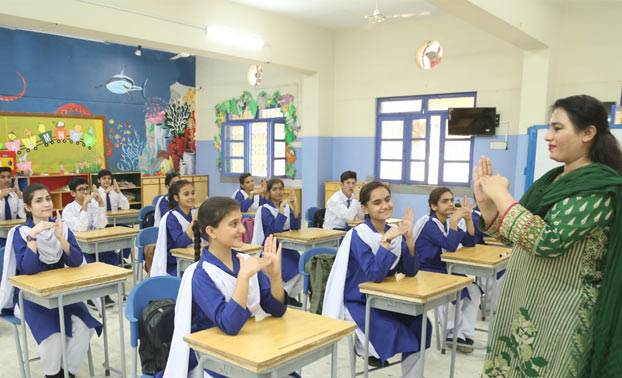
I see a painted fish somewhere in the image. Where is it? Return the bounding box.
[104,69,147,97]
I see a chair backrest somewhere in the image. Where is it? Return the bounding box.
[139,205,155,221]
[125,275,181,346]
[298,247,338,295]
[138,205,156,229]
[151,195,163,206]
[136,227,159,262]
[305,207,320,227]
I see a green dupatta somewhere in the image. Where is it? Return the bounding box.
[520,163,622,377]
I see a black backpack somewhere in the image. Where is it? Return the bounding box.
[138,299,176,375]
[140,210,155,229]
[313,208,326,229]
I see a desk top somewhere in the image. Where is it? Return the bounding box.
[441,244,512,267]
[172,244,263,260]
[9,262,132,297]
[106,209,140,217]
[359,271,473,304]
[0,219,25,228]
[275,228,345,242]
[184,309,355,373]
[74,226,139,242]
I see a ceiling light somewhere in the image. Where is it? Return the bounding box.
[134,45,142,56]
[206,27,264,50]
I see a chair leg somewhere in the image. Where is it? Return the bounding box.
[434,308,441,351]
[11,324,27,378]
[348,334,356,378]
[132,345,138,378]
[303,293,308,312]
[87,345,95,377]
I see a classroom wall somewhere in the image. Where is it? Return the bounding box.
[0,27,195,172]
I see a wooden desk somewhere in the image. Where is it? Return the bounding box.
[483,236,507,247]
[441,244,511,347]
[74,226,139,284]
[275,228,345,254]
[0,218,25,238]
[347,218,401,228]
[10,263,132,378]
[184,308,355,378]
[106,209,140,226]
[172,244,263,277]
[359,272,473,378]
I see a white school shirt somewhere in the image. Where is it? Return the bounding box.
[0,191,25,220]
[323,190,364,230]
[97,187,130,211]
[62,200,108,232]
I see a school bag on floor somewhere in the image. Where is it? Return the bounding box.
[305,254,335,314]
[138,299,176,375]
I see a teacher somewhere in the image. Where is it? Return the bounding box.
[474,95,622,377]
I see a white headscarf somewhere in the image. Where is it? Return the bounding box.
[151,208,196,277]
[251,203,291,246]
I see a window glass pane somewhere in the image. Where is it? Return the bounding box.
[444,140,471,161]
[412,119,426,138]
[274,159,285,176]
[427,116,441,185]
[380,99,422,113]
[225,159,245,174]
[274,141,286,158]
[250,122,268,177]
[443,162,470,183]
[274,123,285,140]
[381,141,403,160]
[410,161,425,182]
[411,140,426,160]
[428,96,475,111]
[225,125,245,140]
[379,161,402,180]
[225,142,244,157]
[381,120,404,139]
[259,108,284,119]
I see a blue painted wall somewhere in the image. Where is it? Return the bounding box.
[0,27,195,171]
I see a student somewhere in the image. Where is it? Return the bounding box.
[162,197,287,378]
[232,173,267,212]
[96,169,130,211]
[0,184,102,378]
[0,167,25,247]
[413,187,479,353]
[154,171,180,225]
[323,170,364,230]
[323,181,430,375]
[251,178,302,302]
[151,180,196,277]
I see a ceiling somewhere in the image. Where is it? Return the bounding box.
[228,0,439,29]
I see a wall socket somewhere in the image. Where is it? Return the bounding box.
[490,141,508,150]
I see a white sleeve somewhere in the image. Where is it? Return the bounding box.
[62,204,90,232]
[90,200,108,229]
[327,196,359,222]
[117,191,130,210]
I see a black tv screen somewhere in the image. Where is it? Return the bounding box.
[448,107,496,136]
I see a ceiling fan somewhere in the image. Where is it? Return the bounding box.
[363,0,429,25]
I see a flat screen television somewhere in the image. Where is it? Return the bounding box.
[448,107,496,136]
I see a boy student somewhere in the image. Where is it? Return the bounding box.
[232,173,267,212]
[323,170,364,230]
[96,169,130,212]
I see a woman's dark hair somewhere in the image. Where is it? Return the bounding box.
[266,178,284,193]
[165,171,180,187]
[553,95,622,174]
[193,197,241,261]
[168,179,192,209]
[428,187,453,214]
[239,173,252,186]
[23,183,50,218]
[359,181,390,206]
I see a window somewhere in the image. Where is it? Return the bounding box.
[221,110,286,178]
[376,93,476,186]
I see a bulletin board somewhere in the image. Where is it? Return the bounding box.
[0,112,107,174]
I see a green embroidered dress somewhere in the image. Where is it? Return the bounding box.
[483,168,617,377]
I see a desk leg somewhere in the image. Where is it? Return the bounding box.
[418,303,428,377]
[176,259,181,278]
[18,291,31,378]
[449,292,460,378]
[195,354,204,378]
[363,296,371,378]
[117,282,127,378]
[331,342,338,378]
[481,277,488,321]
[490,274,497,333]
[130,237,136,285]
[101,297,110,376]
[58,296,69,378]
[442,265,454,355]
[95,242,99,263]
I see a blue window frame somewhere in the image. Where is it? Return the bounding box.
[375,92,476,186]
[221,112,286,178]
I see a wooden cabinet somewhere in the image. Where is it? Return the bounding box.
[20,174,91,211]
[140,175,209,207]
[324,181,363,207]
[141,176,162,207]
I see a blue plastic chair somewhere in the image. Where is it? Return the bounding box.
[138,205,155,229]
[125,275,181,378]
[135,227,159,281]
[305,207,320,227]
[297,247,337,311]
[151,195,164,206]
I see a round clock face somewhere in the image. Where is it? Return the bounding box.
[247,64,264,87]
[416,40,443,70]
